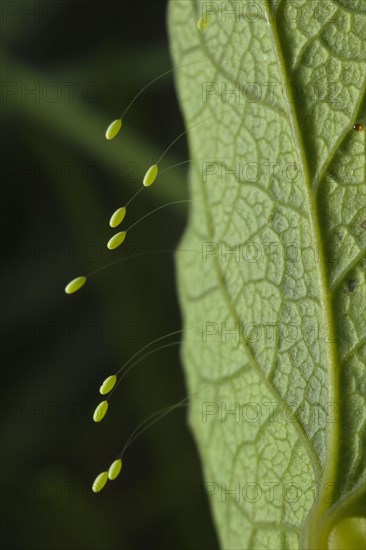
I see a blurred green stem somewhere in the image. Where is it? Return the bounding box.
[4,55,188,208]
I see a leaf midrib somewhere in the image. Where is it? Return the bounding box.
[263,0,341,471]
[191,156,322,478]
[190,0,335,476]
[264,2,345,542]
[189,0,344,538]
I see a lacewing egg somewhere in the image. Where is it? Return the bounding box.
[99,375,117,395]
[109,207,126,228]
[197,14,212,31]
[143,164,159,187]
[107,231,127,250]
[105,119,122,140]
[65,276,87,295]
[92,471,108,493]
[108,459,122,481]
[93,400,109,422]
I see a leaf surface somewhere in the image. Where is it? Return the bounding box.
[168,1,366,548]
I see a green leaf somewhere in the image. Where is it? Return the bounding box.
[168,1,366,548]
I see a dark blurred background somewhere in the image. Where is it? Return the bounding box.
[1,1,219,548]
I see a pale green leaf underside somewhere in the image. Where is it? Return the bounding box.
[168,1,366,548]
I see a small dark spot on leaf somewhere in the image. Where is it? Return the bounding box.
[353,123,364,132]
[348,280,357,293]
